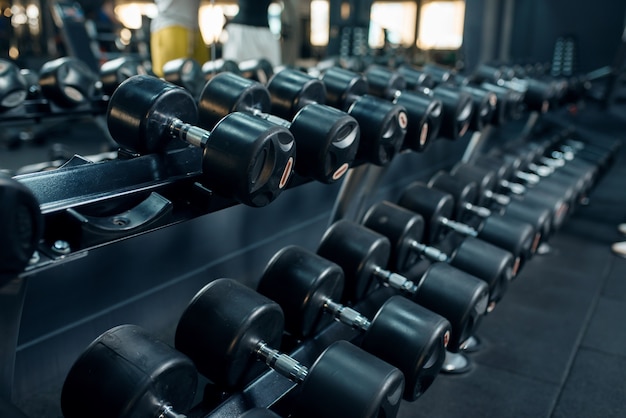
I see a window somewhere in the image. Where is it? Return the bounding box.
[416,0,465,50]
[369,2,417,48]
[310,0,329,46]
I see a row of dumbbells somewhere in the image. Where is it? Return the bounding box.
[0,55,274,116]
[0,56,139,113]
[106,55,589,200]
[0,56,599,303]
[57,127,618,417]
[1,58,407,281]
[0,56,602,281]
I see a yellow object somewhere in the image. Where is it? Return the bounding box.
[150,25,209,76]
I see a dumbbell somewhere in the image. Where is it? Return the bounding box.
[162,58,205,96]
[61,324,198,418]
[266,67,407,166]
[427,171,540,264]
[472,148,589,218]
[555,134,621,169]
[239,58,275,84]
[317,217,492,312]
[100,56,150,96]
[362,201,491,334]
[197,72,359,184]
[175,278,405,418]
[386,65,478,140]
[451,160,567,236]
[317,218,489,373]
[362,200,502,311]
[106,75,295,207]
[423,63,544,128]
[362,64,444,152]
[409,64,500,132]
[428,63,524,123]
[394,65,437,90]
[5,56,132,115]
[257,245,451,400]
[471,62,559,113]
[202,58,241,81]
[385,64,476,141]
[361,201,491,371]
[548,139,615,175]
[38,56,98,108]
[0,173,43,285]
[397,182,518,288]
[505,136,601,180]
[500,148,593,213]
[507,138,604,193]
[0,59,28,112]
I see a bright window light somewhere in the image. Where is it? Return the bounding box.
[369,2,417,48]
[114,3,157,30]
[199,5,227,44]
[310,0,329,46]
[417,0,465,50]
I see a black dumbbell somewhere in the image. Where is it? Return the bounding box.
[415,64,500,132]
[175,278,405,418]
[548,141,612,177]
[202,58,242,81]
[0,59,28,112]
[398,182,519,281]
[106,75,295,207]
[38,57,98,108]
[397,186,519,310]
[507,139,601,195]
[0,173,43,285]
[100,56,150,96]
[556,135,621,170]
[504,138,598,184]
[257,245,451,401]
[427,170,539,265]
[450,160,565,237]
[395,65,437,90]
[472,62,563,113]
[361,201,489,354]
[61,324,198,418]
[317,218,490,373]
[466,150,585,225]
[162,58,205,96]
[266,67,408,166]
[317,218,491,317]
[362,65,444,152]
[197,72,360,184]
[386,65,475,141]
[239,58,275,84]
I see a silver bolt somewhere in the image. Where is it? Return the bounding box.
[52,240,71,255]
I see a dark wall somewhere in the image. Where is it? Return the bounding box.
[509,0,626,71]
[463,0,626,74]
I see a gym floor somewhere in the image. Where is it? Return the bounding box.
[396,106,626,418]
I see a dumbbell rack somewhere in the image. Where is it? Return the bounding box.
[0,95,113,154]
[1,130,406,411]
[0,97,109,124]
[0,79,593,417]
